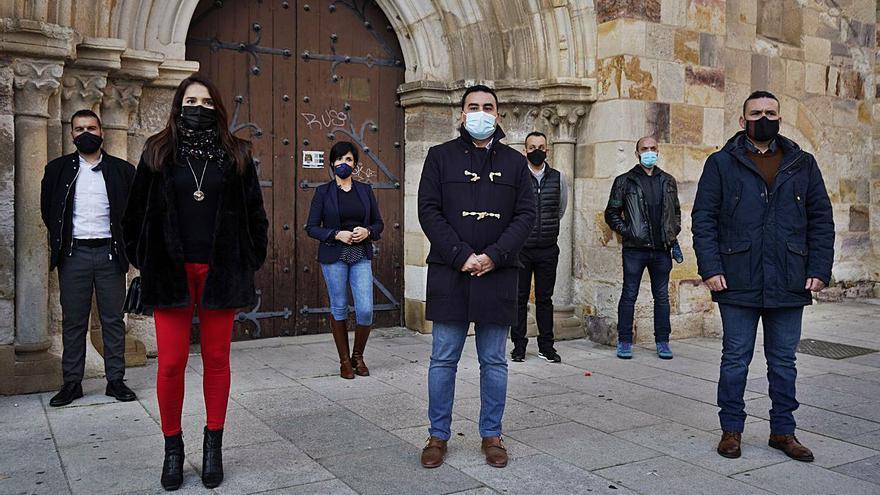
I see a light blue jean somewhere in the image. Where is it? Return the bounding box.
[320,259,374,325]
[428,320,509,440]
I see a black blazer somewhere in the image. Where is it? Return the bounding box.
[305,180,384,264]
[40,151,136,273]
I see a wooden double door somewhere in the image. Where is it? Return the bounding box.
[186,0,405,338]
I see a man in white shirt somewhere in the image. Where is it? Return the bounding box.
[40,110,137,406]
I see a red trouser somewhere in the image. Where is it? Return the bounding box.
[154,263,235,436]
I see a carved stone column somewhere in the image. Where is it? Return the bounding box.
[11,58,64,392]
[541,104,587,338]
[60,70,106,154]
[101,79,142,157]
[499,105,540,149]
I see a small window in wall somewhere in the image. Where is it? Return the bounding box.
[757,0,802,46]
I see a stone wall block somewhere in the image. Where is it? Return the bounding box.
[674,30,700,65]
[597,0,661,24]
[597,18,647,59]
[658,61,686,103]
[685,65,725,107]
[646,102,671,142]
[661,0,688,26]
[687,0,726,35]
[670,103,704,145]
[647,23,675,60]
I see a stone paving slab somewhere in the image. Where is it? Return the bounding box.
[2,301,880,494]
[318,443,483,495]
[731,460,880,495]
[462,453,635,494]
[597,456,775,495]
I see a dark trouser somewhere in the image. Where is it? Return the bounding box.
[616,247,672,344]
[58,245,126,383]
[718,304,803,435]
[512,244,560,353]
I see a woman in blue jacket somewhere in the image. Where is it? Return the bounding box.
[306,141,384,379]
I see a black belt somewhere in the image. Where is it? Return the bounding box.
[72,238,111,248]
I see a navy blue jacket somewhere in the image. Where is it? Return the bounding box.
[692,132,834,308]
[418,126,536,326]
[305,179,384,264]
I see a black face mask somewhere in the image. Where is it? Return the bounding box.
[746,116,779,142]
[527,149,546,166]
[73,131,103,154]
[180,105,217,130]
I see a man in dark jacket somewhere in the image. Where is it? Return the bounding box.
[511,131,568,363]
[418,85,536,469]
[692,91,834,462]
[604,136,682,360]
[40,110,137,406]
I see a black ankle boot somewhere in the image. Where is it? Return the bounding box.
[202,427,224,488]
[161,433,184,491]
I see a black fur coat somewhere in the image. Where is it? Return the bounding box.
[122,152,268,310]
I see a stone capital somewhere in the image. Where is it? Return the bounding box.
[540,104,587,144]
[101,79,143,129]
[61,70,107,120]
[12,59,63,118]
[499,105,540,144]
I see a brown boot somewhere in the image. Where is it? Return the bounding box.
[769,434,814,462]
[717,431,742,459]
[330,318,355,379]
[481,436,508,468]
[420,436,447,468]
[351,324,371,376]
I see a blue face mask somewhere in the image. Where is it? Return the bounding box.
[640,151,658,168]
[464,111,496,140]
[334,163,353,179]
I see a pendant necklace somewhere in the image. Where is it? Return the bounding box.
[186,157,208,202]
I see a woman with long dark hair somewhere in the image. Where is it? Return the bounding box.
[306,141,384,379]
[123,74,268,491]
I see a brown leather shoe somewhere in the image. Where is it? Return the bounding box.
[769,434,814,462]
[330,318,355,379]
[717,431,742,459]
[351,324,371,376]
[481,436,508,468]
[420,437,447,468]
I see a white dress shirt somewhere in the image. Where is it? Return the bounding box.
[72,154,112,239]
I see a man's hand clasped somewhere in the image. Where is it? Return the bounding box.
[461,253,496,277]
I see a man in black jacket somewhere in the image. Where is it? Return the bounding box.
[40,110,137,406]
[418,85,536,469]
[604,136,682,360]
[693,91,834,462]
[510,131,568,363]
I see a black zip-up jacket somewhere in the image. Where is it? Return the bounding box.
[524,166,562,249]
[604,165,682,250]
[40,151,136,273]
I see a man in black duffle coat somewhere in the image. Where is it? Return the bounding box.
[40,110,138,407]
[417,85,536,469]
[693,90,834,462]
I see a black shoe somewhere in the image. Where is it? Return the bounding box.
[49,382,83,407]
[161,433,184,491]
[106,379,137,402]
[538,349,562,363]
[202,427,224,488]
[510,348,525,362]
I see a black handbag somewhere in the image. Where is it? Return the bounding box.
[123,276,152,316]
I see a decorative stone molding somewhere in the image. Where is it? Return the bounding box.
[12,59,63,118]
[114,49,166,81]
[499,105,540,144]
[101,79,143,129]
[152,59,201,89]
[71,37,126,72]
[399,78,598,109]
[61,71,107,118]
[0,18,75,60]
[540,104,588,144]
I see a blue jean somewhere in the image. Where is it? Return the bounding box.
[717,304,804,434]
[428,321,509,440]
[617,248,672,343]
[320,259,374,325]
